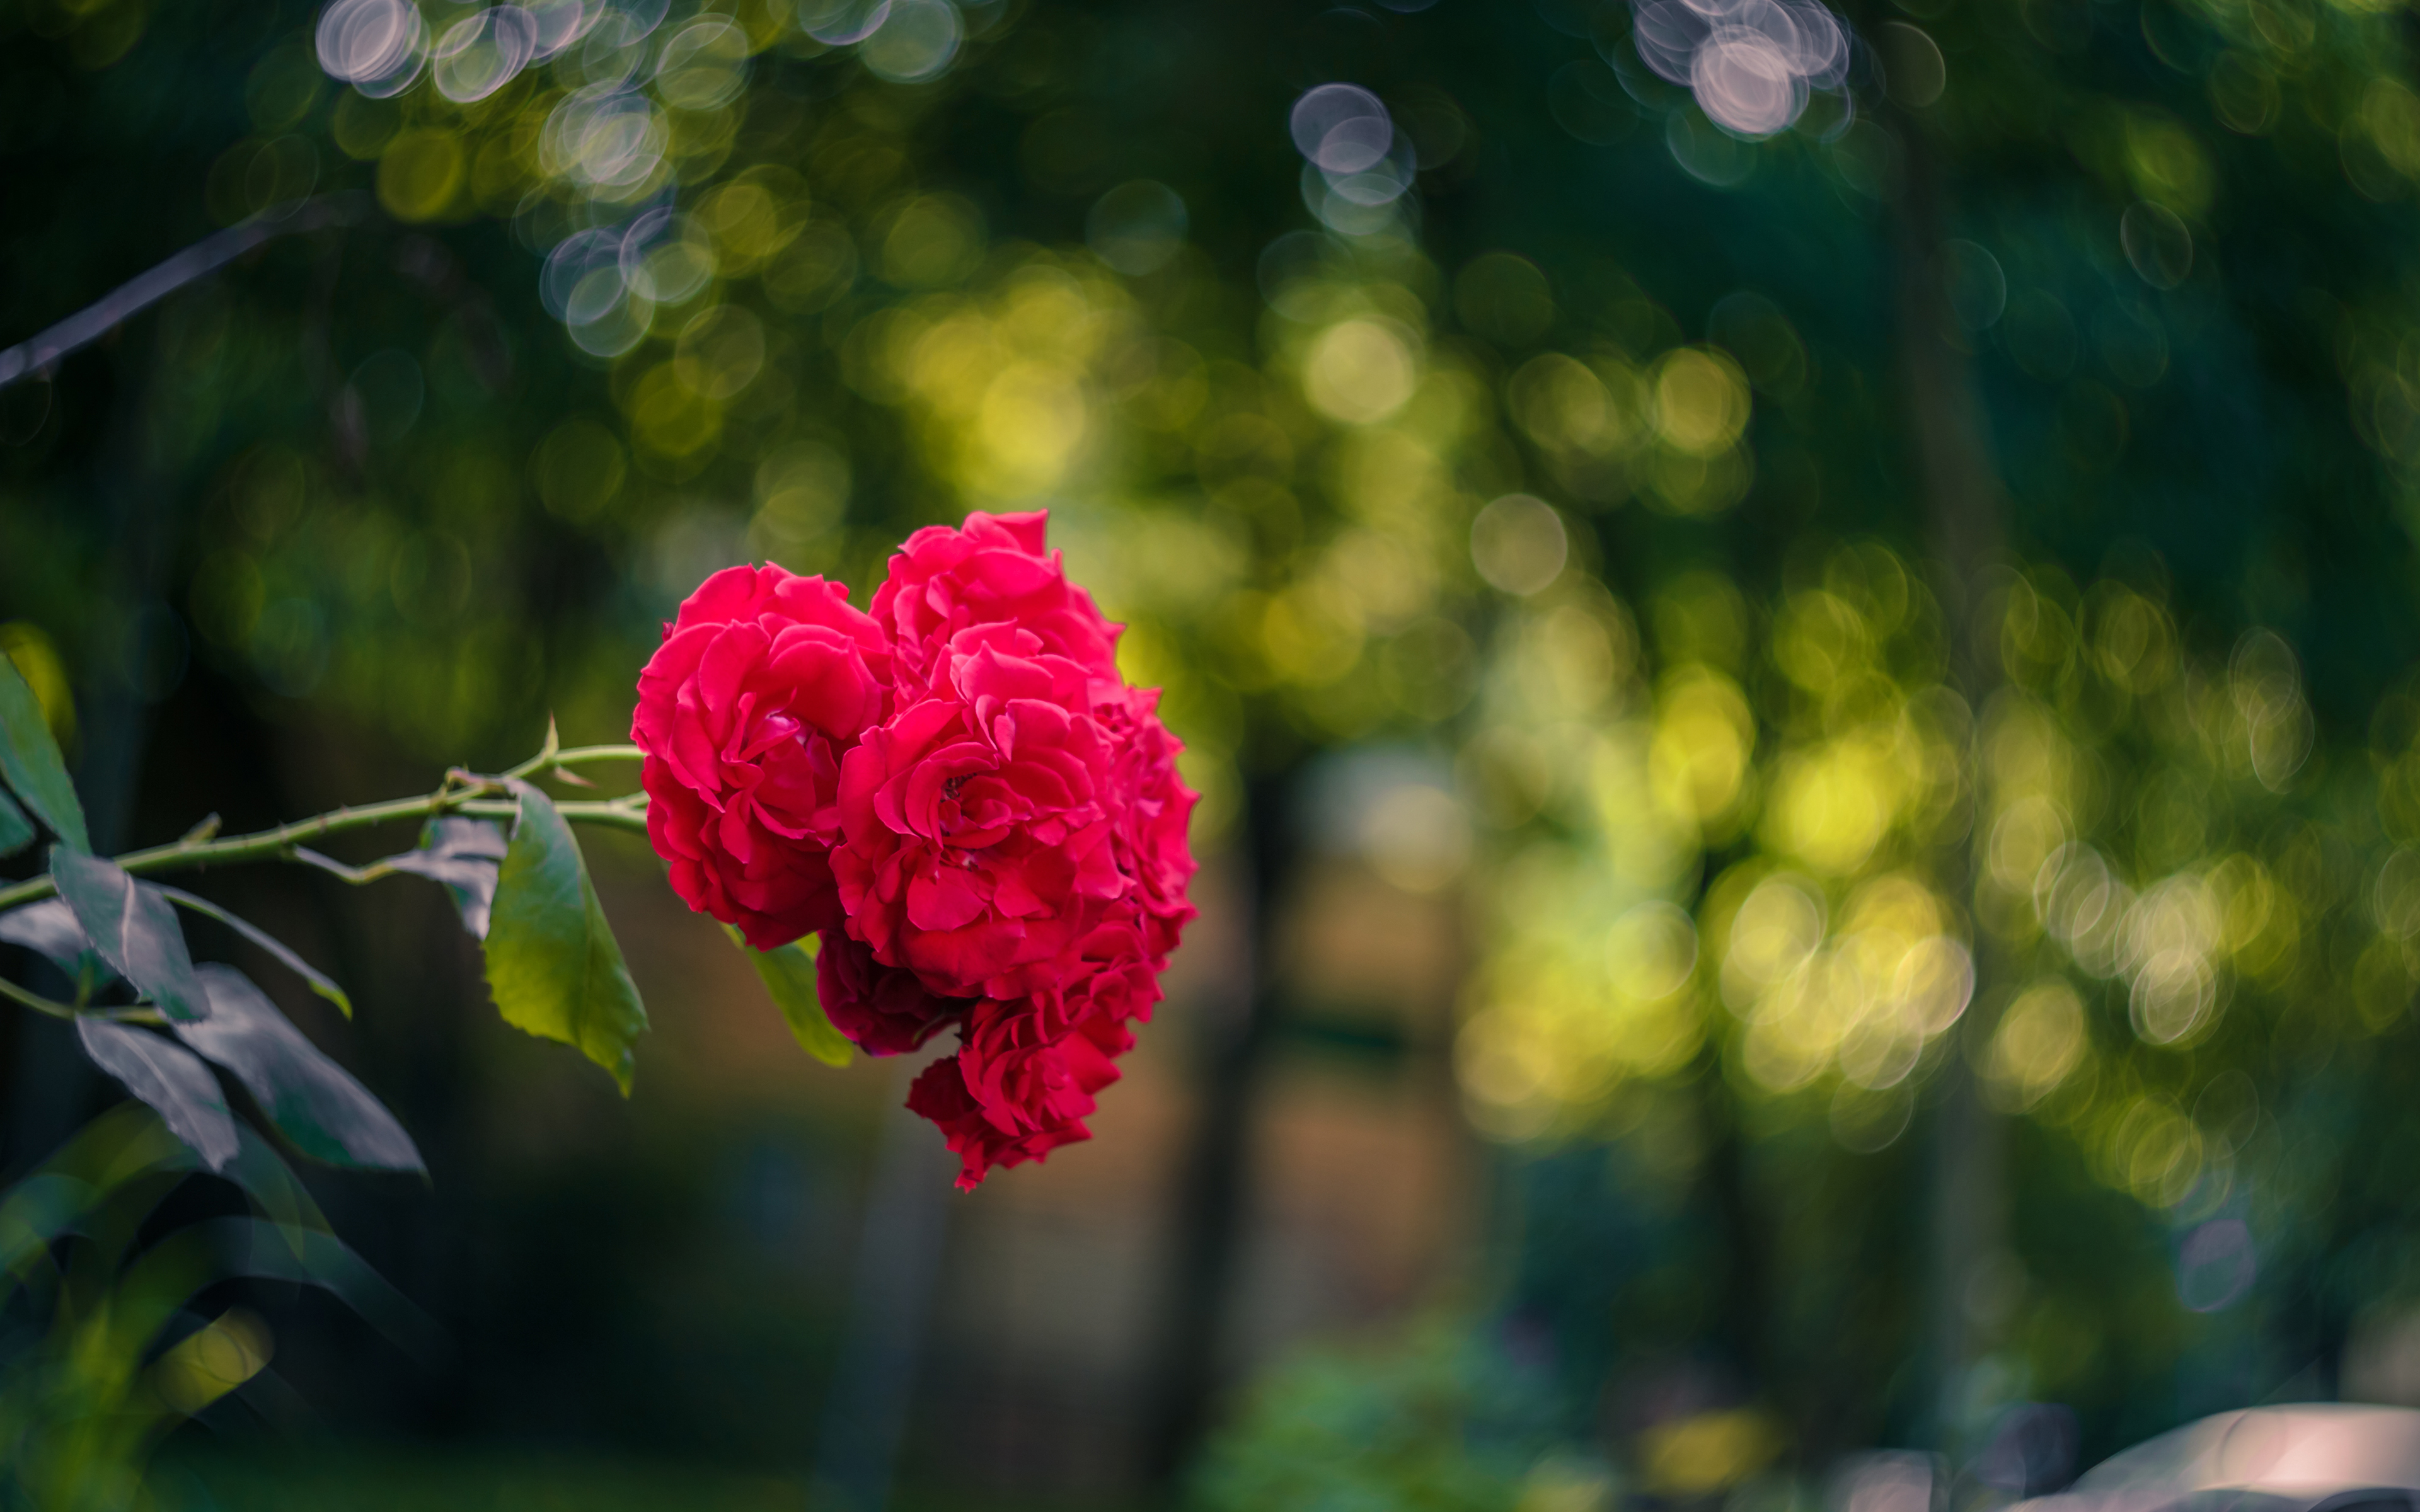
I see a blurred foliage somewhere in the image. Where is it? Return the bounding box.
[1189,1320,1575,1512]
[0,1106,400,1512]
[8,0,2420,1494]
[163,1450,1138,1512]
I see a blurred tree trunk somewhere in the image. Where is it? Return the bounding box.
[1145,765,1294,1491]
[814,1054,958,1512]
[1885,88,2014,1468]
[1698,1048,1771,1398]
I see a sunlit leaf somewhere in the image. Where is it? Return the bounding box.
[74,1017,238,1172]
[379,816,509,939]
[0,654,87,852]
[725,925,852,1067]
[0,791,30,858]
[481,783,647,1092]
[50,849,205,1022]
[150,1308,274,1416]
[175,965,422,1173]
[158,885,353,1019]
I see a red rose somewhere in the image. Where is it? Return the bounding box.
[632,565,889,949]
[871,509,1121,699]
[647,516,1196,1187]
[827,512,1196,1184]
[815,929,969,1056]
[906,987,1131,1191]
[1098,684,1201,968]
[831,625,1129,999]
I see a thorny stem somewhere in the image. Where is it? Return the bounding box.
[0,743,647,914]
[504,743,646,781]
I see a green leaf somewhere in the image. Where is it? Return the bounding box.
[50,848,206,1022]
[0,653,88,852]
[380,816,508,939]
[482,783,647,1092]
[0,898,111,983]
[175,966,422,1173]
[74,1017,239,1172]
[157,885,353,1019]
[0,791,30,859]
[725,925,852,1067]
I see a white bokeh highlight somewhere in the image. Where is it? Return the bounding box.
[1631,0,1852,139]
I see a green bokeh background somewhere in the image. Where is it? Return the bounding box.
[9,0,2420,1504]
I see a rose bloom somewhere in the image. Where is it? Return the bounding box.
[823,510,1199,1186]
[631,565,889,949]
[1098,684,1199,970]
[871,510,1120,699]
[905,977,1137,1190]
[909,919,1166,1190]
[814,929,966,1057]
[833,624,1130,1000]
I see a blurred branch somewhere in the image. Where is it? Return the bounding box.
[0,194,371,392]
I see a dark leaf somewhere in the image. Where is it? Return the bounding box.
[175,966,422,1173]
[381,816,508,939]
[0,655,89,852]
[482,784,647,1092]
[0,790,30,858]
[50,849,205,1022]
[0,1172,106,1274]
[726,925,853,1067]
[0,1105,199,1275]
[0,898,109,981]
[112,1208,445,1378]
[210,1215,447,1366]
[219,1118,331,1232]
[75,1017,238,1171]
[158,886,353,1018]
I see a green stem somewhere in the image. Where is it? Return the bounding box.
[0,787,466,913]
[543,744,645,771]
[288,850,403,886]
[458,798,652,835]
[0,772,652,912]
[0,738,654,1029]
[495,730,644,783]
[0,973,76,1021]
[0,974,159,1026]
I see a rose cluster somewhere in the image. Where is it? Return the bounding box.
[630,512,1197,1189]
